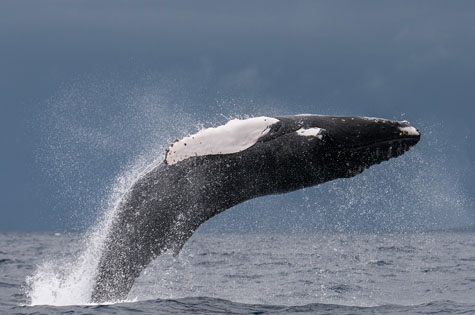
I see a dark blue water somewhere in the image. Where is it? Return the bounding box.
[2,231,475,314]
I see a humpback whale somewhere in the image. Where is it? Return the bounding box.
[91,114,420,302]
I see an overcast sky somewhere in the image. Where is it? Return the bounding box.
[1,1,475,231]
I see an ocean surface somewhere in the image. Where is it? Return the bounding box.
[1,231,475,314]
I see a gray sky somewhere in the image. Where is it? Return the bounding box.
[1,1,475,231]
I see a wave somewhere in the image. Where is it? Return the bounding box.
[15,297,475,315]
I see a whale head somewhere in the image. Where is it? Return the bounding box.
[164,114,420,194]
[251,114,421,192]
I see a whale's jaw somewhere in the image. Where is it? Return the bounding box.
[329,118,420,177]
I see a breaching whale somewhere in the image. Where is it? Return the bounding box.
[91,114,420,303]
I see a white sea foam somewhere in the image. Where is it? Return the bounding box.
[26,160,151,306]
[25,75,191,306]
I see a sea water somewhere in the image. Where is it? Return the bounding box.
[1,231,475,314]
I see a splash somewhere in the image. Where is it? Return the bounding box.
[25,118,472,305]
[26,75,200,306]
[318,121,472,233]
[26,158,154,306]
[26,75,474,305]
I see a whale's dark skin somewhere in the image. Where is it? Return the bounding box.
[91,115,420,303]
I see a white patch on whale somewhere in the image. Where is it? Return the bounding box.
[399,126,420,136]
[296,127,324,139]
[165,116,279,165]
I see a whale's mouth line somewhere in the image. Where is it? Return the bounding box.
[356,136,420,150]
[337,134,420,152]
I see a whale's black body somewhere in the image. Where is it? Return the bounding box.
[91,115,420,302]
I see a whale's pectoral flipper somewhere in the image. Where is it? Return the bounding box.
[91,114,420,303]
